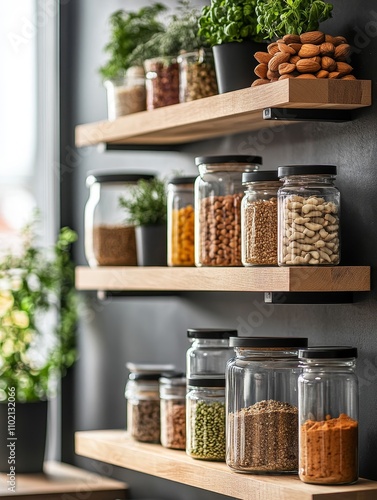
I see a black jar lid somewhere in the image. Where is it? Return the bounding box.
[278,165,337,178]
[168,176,197,185]
[229,337,308,348]
[187,378,226,388]
[187,328,238,339]
[298,346,358,359]
[128,373,162,381]
[195,155,262,166]
[86,171,155,185]
[242,170,280,184]
[159,371,186,385]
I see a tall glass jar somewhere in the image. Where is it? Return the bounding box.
[144,57,179,110]
[159,372,186,450]
[177,49,218,103]
[195,156,262,267]
[104,66,146,120]
[298,347,358,485]
[241,171,281,266]
[167,176,196,267]
[226,336,308,474]
[187,328,237,379]
[277,165,340,266]
[85,171,154,267]
[186,378,226,461]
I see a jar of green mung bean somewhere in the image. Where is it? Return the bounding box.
[186,378,226,461]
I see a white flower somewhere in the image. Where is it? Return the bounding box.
[27,273,40,292]
[0,291,14,317]
[11,310,30,329]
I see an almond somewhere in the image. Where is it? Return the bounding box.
[289,43,302,53]
[334,44,352,61]
[279,74,295,80]
[341,75,356,80]
[333,36,348,46]
[290,55,301,64]
[296,59,321,73]
[320,42,335,56]
[325,34,337,45]
[309,56,322,64]
[278,42,296,54]
[328,71,341,79]
[278,62,296,75]
[336,61,353,76]
[283,34,301,44]
[298,44,321,58]
[321,56,337,72]
[267,69,280,80]
[316,70,329,78]
[296,74,317,79]
[251,79,270,86]
[254,51,273,64]
[268,51,290,71]
[254,63,268,79]
[270,77,279,82]
[267,42,279,55]
[300,31,325,45]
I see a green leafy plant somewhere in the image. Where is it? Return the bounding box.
[99,3,167,80]
[0,224,78,402]
[198,0,263,47]
[119,178,167,226]
[256,0,333,39]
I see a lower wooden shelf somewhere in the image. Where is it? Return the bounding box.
[75,430,377,500]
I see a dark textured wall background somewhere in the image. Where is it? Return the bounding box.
[60,1,377,497]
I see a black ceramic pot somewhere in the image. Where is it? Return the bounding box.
[136,224,167,266]
[212,40,267,93]
[0,400,47,473]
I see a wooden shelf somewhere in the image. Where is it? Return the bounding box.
[75,265,370,293]
[75,79,371,147]
[75,430,377,500]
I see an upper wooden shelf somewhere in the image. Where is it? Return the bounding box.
[75,79,371,147]
[75,430,377,500]
[75,265,370,293]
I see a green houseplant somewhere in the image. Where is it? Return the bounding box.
[119,178,167,266]
[0,223,77,472]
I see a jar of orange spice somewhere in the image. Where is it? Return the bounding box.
[298,347,358,485]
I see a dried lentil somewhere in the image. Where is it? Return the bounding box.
[160,399,186,450]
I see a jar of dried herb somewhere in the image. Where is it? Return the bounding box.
[226,337,308,474]
[186,378,226,461]
[159,372,186,450]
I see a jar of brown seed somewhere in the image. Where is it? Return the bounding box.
[241,171,281,266]
[159,372,186,450]
[177,49,218,103]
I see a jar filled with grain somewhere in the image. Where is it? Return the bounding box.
[226,337,308,474]
[159,372,187,450]
[177,49,218,103]
[277,165,340,266]
[298,347,358,485]
[144,57,179,110]
[241,171,281,266]
[167,176,197,267]
[186,328,238,379]
[186,378,226,461]
[104,66,146,120]
[84,171,155,267]
[195,156,262,267]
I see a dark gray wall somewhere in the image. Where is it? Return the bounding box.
[61,0,377,498]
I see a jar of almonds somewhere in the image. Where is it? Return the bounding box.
[144,56,179,110]
[277,165,340,266]
[177,49,218,103]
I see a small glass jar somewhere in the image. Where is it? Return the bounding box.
[84,171,155,267]
[226,336,308,474]
[195,155,262,267]
[144,57,179,110]
[298,347,358,485]
[186,328,238,379]
[104,66,146,120]
[167,176,196,267]
[177,49,218,103]
[277,165,340,266]
[159,372,187,450]
[241,171,281,266]
[186,378,226,461]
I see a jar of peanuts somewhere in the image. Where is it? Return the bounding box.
[167,176,196,266]
[177,49,218,103]
[194,155,262,267]
[241,171,281,266]
[277,165,340,266]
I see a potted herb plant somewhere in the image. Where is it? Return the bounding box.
[0,224,77,473]
[198,0,266,93]
[119,178,167,266]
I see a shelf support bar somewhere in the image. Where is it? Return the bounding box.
[263,108,353,122]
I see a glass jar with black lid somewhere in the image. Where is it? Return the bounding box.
[159,372,187,450]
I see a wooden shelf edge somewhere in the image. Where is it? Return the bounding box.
[75,79,372,147]
[75,266,371,293]
[75,430,377,500]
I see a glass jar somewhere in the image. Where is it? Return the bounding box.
[277,165,340,266]
[159,372,187,450]
[167,176,196,267]
[226,336,308,474]
[144,57,179,110]
[104,66,146,120]
[195,155,262,267]
[241,171,281,266]
[298,346,358,485]
[84,171,154,267]
[177,49,218,103]
[187,328,238,379]
[186,378,226,461]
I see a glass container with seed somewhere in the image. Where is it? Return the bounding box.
[159,372,187,450]
[226,337,308,474]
